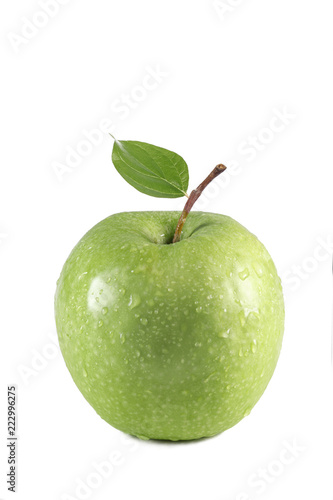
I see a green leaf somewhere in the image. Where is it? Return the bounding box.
[111,139,189,198]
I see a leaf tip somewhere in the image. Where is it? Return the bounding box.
[109,133,118,142]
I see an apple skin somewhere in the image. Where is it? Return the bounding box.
[55,211,284,441]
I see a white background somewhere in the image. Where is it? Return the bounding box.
[1,1,332,499]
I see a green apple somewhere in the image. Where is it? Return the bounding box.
[55,210,284,441]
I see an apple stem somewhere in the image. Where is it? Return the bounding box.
[172,164,227,243]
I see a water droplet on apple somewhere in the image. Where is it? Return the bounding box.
[140,318,148,325]
[238,348,243,357]
[102,307,108,315]
[247,311,260,326]
[194,342,202,347]
[239,311,246,327]
[128,294,141,309]
[253,262,263,278]
[251,339,257,353]
[136,350,141,357]
[243,408,251,417]
[238,268,250,280]
[82,368,88,377]
[120,333,125,344]
[196,306,202,313]
[260,368,265,378]
[218,329,231,338]
[98,320,103,327]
